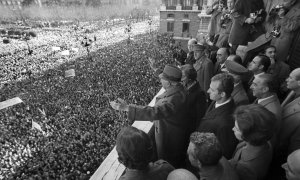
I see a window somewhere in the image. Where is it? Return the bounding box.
[167,14,175,18]
[182,22,189,33]
[183,14,189,19]
[167,22,174,32]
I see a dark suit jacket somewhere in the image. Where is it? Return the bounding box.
[128,85,189,168]
[232,83,249,107]
[197,99,238,159]
[278,94,300,156]
[194,56,214,93]
[230,142,273,180]
[199,157,240,180]
[186,82,207,133]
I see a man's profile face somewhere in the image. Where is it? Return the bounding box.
[286,69,300,90]
[187,142,198,168]
[207,81,222,101]
[282,153,300,180]
[248,56,261,73]
[265,47,276,61]
[250,76,266,98]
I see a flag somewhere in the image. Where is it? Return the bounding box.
[32,120,43,131]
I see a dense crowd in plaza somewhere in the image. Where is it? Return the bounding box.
[1,0,300,179]
[0,17,174,179]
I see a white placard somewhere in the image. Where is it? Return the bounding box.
[0,97,23,110]
[61,50,70,56]
[65,69,75,77]
[52,46,61,51]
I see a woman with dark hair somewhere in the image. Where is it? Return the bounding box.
[116,126,174,180]
[230,104,275,180]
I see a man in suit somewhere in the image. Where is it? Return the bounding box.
[214,47,230,75]
[225,60,250,106]
[278,68,300,159]
[181,64,207,135]
[251,73,282,123]
[197,73,238,159]
[110,64,189,168]
[193,44,214,94]
[247,55,271,102]
[250,73,282,146]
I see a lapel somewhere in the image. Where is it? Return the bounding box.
[232,83,243,97]
[205,99,234,118]
[282,95,300,118]
[214,61,221,74]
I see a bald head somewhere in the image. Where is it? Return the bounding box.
[188,39,197,52]
[282,149,300,180]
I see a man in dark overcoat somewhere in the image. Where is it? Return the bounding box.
[110,64,189,168]
[197,73,238,159]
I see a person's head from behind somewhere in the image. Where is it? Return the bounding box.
[116,126,153,170]
[250,73,277,99]
[286,68,300,91]
[188,39,197,52]
[208,73,234,102]
[167,169,198,180]
[232,104,275,145]
[248,55,271,74]
[282,149,300,180]
[187,132,222,170]
[216,48,230,64]
[181,64,197,87]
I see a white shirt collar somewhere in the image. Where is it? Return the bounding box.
[254,72,265,78]
[215,98,231,108]
[258,95,274,104]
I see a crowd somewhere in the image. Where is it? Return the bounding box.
[0,18,174,179]
[111,0,300,180]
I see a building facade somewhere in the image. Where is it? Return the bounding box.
[160,0,211,42]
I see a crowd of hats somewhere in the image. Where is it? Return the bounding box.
[0,21,170,179]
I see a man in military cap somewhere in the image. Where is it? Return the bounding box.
[193,44,214,95]
[111,64,189,168]
[225,60,250,106]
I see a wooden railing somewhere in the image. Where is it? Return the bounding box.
[90,88,165,180]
